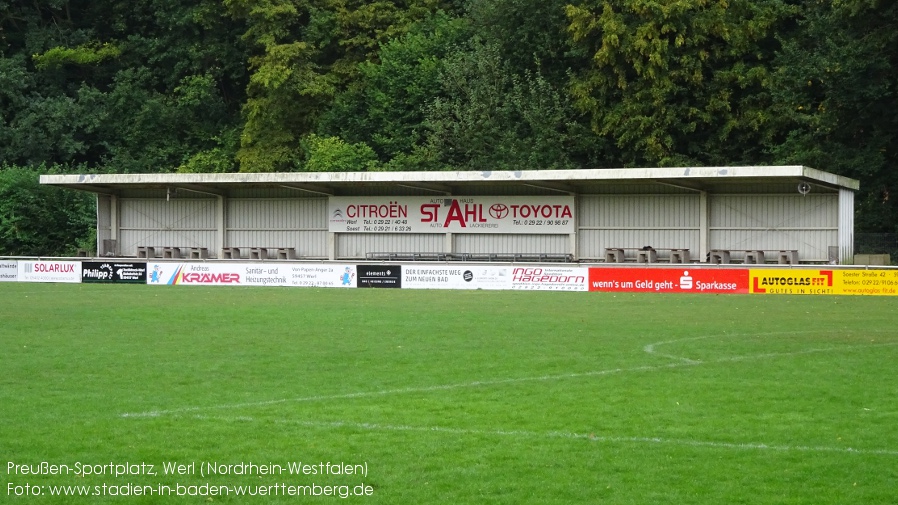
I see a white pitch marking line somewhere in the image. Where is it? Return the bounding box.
[120,363,680,418]
[189,415,898,457]
[120,340,898,419]
[642,329,895,363]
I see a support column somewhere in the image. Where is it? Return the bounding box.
[444,232,453,256]
[216,195,226,256]
[838,188,855,264]
[570,193,579,261]
[328,232,336,261]
[108,194,119,256]
[699,191,709,263]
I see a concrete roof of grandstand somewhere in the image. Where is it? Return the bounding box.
[40,165,859,196]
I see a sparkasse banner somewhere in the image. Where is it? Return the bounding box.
[589,268,748,294]
[18,260,81,283]
[329,196,575,234]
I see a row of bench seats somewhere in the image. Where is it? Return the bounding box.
[137,246,209,259]
[708,249,799,265]
[604,248,691,264]
[137,246,296,260]
[603,247,801,264]
[365,252,574,263]
[135,247,798,264]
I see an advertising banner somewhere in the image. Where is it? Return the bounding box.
[402,265,511,290]
[147,263,281,286]
[357,265,402,288]
[148,262,362,288]
[510,266,588,291]
[750,269,898,296]
[589,268,749,294]
[0,260,17,282]
[749,269,835,295]
[82,261,147,283]
[290,264,357,288]
[329,196,575,234]
[18,261,81,283]
[835,269,898,296]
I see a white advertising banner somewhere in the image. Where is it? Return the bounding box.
[290,264,358,288]
[510,266,588,291]
[146,262,357,288]
[402,265,511,290]
[0,260,19,282]
[0,260,18,282]
[328,196,575,234]
[18,261,82,283]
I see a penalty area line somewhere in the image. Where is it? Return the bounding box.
[120,341,898,419]
[119,362,687,418]
[189,415,898,457]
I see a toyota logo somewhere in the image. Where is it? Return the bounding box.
[489,204,508,219]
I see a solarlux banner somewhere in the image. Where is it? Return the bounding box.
[18,261,81,283]
[510,266,588,291]
[589,268,749,294]
[328,196,575,234]
[0,260,17,282]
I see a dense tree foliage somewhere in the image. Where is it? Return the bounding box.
[768,0,898,231]
[0,165,94,255]
[0,0,896,254]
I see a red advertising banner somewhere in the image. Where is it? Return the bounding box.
[588,267,749,294]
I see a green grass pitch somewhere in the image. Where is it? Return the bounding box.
[1,283,897,503]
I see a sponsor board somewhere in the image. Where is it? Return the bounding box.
[750,269,898,296]
[82,262,147,283]
[589,268,749,294]
[402,265,510,290]
[0,260,17,282]
[329,196,575,234]
[357,265,402,288]
[749,269,835,295]
[511,266,588,291]
[147,263,360,287]
[147,263,255,286]
[18,261,81,283]
[835,269,898,296]
[290,264,357,288]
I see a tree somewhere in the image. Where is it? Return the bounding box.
[1,0,248,172]
[423,40,598,171]
[318,12,468,163]
[226,0,452,172]
[567,0,796,167]
[0,165,94,256]
[465,0,577,81]
[769,0,898,231]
